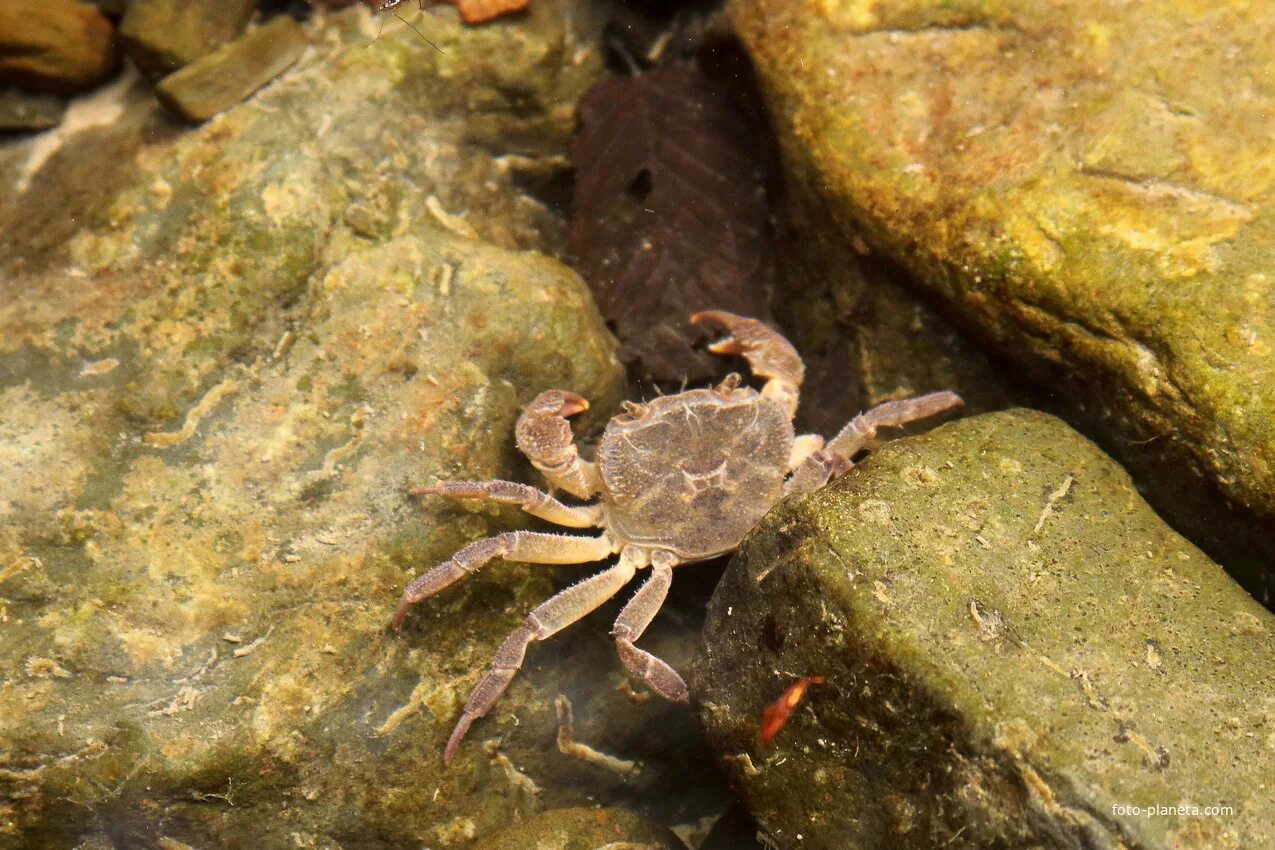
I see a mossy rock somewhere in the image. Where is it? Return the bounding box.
[697,410,1274,850]
[731,0,1275,602]
[473,807,683,850]
[0,5,691,847]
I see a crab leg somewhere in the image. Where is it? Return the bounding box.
[516,390,602,499]
[783,453,837,497]
[826,391,964,460]
[692,311,805,419]
[784,393,965,497]
[391,532,616,630]
[611,556,689,703]
[787,434,824,470]
[444,555,640,763]
[413,480,603,528]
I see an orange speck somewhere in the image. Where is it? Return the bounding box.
[448,0,529,24]
[758,675,825,748]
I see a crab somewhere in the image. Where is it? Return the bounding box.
[393,311,963,762]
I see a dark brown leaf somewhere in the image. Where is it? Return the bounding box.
[569,67,771,382]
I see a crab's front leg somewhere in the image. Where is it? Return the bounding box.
[783,392,965,498]
[692,311,804,419]
[516,390,602,499]
[826,392,963,459]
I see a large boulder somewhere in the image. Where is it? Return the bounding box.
[697,410,1274,850]
[0,0,118,95]
[473,807,684,850]
[0,5,735,847]
[731,0,1275,602]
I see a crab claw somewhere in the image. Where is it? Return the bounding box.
[515,389,600,499]
[692,311,803,418]
[523,389,588,418]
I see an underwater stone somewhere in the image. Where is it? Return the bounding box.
[732,0,1275,602]
[0,4,640,846]
[696,409,1275,850]
[118,0,258,78]
[0,0,118,95]
[0,89,66,132]
[155,17,308,122]
[473,807,684,850]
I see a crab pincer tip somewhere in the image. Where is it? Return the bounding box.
[691,312,746,353]
[559,392,589,417]
[690,309,746,325]
[689,310,719,326]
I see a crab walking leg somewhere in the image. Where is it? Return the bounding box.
[413,481,603,528]
[516,390,602,498]
[611,556,689,703]
[692,311,805,419]
[444,556,640,763]
[826,391,964,460]
[787,434,825,471]
[783,452,837,497]
[391,532,616,630]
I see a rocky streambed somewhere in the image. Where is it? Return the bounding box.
[1,1,1272,849]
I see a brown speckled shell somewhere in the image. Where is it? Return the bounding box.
[597,388,794,560]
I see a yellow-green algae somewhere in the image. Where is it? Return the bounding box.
[0,4,695,847]
[697,410,1274,850]
[473,807,684,850]
[732,0,1275,600]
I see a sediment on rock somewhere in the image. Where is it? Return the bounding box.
[697,410,1274,850]
[731,0,1275,603]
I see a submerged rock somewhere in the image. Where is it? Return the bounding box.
[118,0,257,78]
[473,807,683,850]
[697,410,1275,850]
[732,0,1275,602]
[155,17,309,122]
[0,0,118,95]
[0,89,65,132]
[0,4,739,847]
[775,188,1026,440]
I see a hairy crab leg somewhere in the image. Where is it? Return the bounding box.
[783,453,836,497]
[611,554,689,703]
[784,393,965,498]
[826,391,964,460]
[691,311,805,419]
[516,390,602,499]
[413,480,603,528]
[391,531,616,630]
[787,434,824,470]
[444,555,640,763]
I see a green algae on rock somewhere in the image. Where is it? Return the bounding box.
[0,3,663,846]
[696,410,1275,850]
[0,231,624,848]
[731,0,1275,602]
[774,186,1026,440]
[473,807,684,850]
